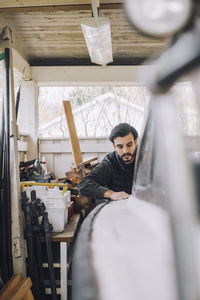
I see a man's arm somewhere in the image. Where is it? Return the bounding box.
[77,160,112,199]
[103,190,130,200]
[78,160,130,200]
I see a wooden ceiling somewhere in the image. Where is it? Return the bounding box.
[0,0,166,66]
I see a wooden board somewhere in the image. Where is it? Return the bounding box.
[78,157,98,167]
[0,6,165,66]
[63,100,83,169]
[0,275,34,300]
[0,0,121,8]
[51,214,81,242]
[0,274,22,300]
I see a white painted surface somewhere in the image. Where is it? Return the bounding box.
[39,138,113,153]
[17,140,28,152]
[18,80,39,160]
[31,65,192,87]
[91,197,178,300]
[31,66,143,86]
[39,137,113,178]
[12,48,31,80]
[39,136,200,179]
[61,242,68,300]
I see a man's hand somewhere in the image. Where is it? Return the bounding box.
[103,190,130,200]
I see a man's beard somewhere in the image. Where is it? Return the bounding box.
[120,147,138,164]
[121,152,134,162]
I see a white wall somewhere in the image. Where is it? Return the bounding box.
[39,137,113,178]
[39,136,200,179]
[17,80,39,160]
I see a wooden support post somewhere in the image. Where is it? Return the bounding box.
[0,26,26,277]
[63,101,82,170]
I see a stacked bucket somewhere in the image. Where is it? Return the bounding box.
[23,184,71,232]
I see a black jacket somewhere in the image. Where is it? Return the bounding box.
[77,151,135,200]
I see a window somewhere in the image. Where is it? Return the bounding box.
[38,86,150,138]
[38,83,197,138]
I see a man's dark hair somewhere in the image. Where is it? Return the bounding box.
[109,123,138,143]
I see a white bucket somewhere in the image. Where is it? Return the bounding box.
[47,207,66,233]
[24,186,70,231]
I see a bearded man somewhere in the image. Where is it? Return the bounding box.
[78,123,138,203]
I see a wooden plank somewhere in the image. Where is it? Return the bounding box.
[78,157,98,167]
[63,101,82,169]
[0,0,91,7]
[0,3,122,12]
[7,278,33,300]
[96,0,100,8]
[0,274,21,300]
[50,214,80,242]
[0,0,123,8]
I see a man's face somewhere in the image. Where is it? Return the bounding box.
[113,132,138,164]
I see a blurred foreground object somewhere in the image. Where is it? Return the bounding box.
[125,0,193,37]
[72,1,200,300]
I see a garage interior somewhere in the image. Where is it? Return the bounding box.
[0,1,200,300]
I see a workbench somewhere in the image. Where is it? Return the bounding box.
[48,213,81,300]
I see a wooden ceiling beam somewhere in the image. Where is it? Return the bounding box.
[0,0,123,8]
[0,3,122,13]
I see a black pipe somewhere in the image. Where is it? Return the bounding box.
[4,48,13,279]
[0,99,4,180]
[42,213,57,300]
[15,85,21,121]
[0,186,7,282]
[0,48,13,282]
[21,191,37,298]
[25,203,35,287]
[35,230,46,299]
[30,191,41,300]
[30,190,46,300]
[0,96,5,282]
